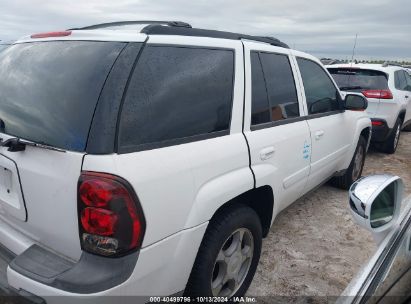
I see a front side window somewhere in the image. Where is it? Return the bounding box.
[119,46,234,152]
[297,58,340,115]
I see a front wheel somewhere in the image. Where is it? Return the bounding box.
[184,206,262,298]
[331,136,367,190]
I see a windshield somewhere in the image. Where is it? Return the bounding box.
[328,68,389,91]
[0,41,125,151]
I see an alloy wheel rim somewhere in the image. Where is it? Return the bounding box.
[393,124,401,149]
[211,228,254,297]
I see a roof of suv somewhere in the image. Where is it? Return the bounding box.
[15,21,290,49]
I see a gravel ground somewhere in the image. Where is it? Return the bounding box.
[247,132,411,302]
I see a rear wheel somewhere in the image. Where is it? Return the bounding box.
[331,136,367,190]
[402,123,411,132]
[380,118,402,154]
[184,206,262,298]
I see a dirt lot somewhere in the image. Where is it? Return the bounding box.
[247,132,411,301]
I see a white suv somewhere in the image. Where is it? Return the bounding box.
[0,21,371,302]
[327,63,411,154]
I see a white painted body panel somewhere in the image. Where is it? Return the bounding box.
[0,134,84,261]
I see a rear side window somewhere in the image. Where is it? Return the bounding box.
[395,70,408,91]
[405,72,411,91]
[297,58,340,115]
[250,52,299,126]
[250,52,270,125]
[259,53,299,121]
[328,68,389,91]
[0,41,125,151]
[119,46,234,152]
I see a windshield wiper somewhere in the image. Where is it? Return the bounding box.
[0,137,66,153]
[339,86,365,91]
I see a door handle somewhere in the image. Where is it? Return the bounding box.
[315,130,325,140]
[405,95,409,99]
[260,146,275,160]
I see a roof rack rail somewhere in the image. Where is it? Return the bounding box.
[69,21,192,31]
[141,25,289,49]
[382,61,402,68]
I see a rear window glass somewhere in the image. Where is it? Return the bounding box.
[0,45,9,52]
[328,68,388,91]
[0,41,125,151]
[119,45,234,152]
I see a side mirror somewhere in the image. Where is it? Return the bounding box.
[344,94,368,111]
[349,175,403,244]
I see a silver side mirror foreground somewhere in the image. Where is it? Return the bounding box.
[349,175,404,244]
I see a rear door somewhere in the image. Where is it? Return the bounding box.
[0,40,128,260]
[295,57,354,191]
[242,41,311,213]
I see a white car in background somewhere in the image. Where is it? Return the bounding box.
[339,174,411,304]
[327,63,411,154]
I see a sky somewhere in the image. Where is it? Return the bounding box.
[0,0,410,61]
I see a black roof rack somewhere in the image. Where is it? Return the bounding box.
[141,25,289,48]
[382,61,403,68]
[69,21,192,31]
[69,21,289,49]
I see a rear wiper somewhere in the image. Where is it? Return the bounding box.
[0,137,66,153]
[339,86,365,91]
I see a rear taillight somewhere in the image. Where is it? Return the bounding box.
[31,31,72,39]
[78,172,145,257]
[372,120,385,127]
[362,89,393,100]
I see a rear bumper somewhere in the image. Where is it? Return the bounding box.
[1,222,207,301]
[0,244,45,304]
[371,119,392,142]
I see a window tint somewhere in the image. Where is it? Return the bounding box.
[405,72,411,91]
[395,71,408,90]
[328,68,388,91]
[119,46,234,151]
[259,53,299,121]
[251,52,270,125]
[0,41,125,151]
[297,58,340,115]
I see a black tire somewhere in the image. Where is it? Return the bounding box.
[331,136,367,190]
[380,118,402,154]
[184,205,262,298]
[402,123,411,132]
